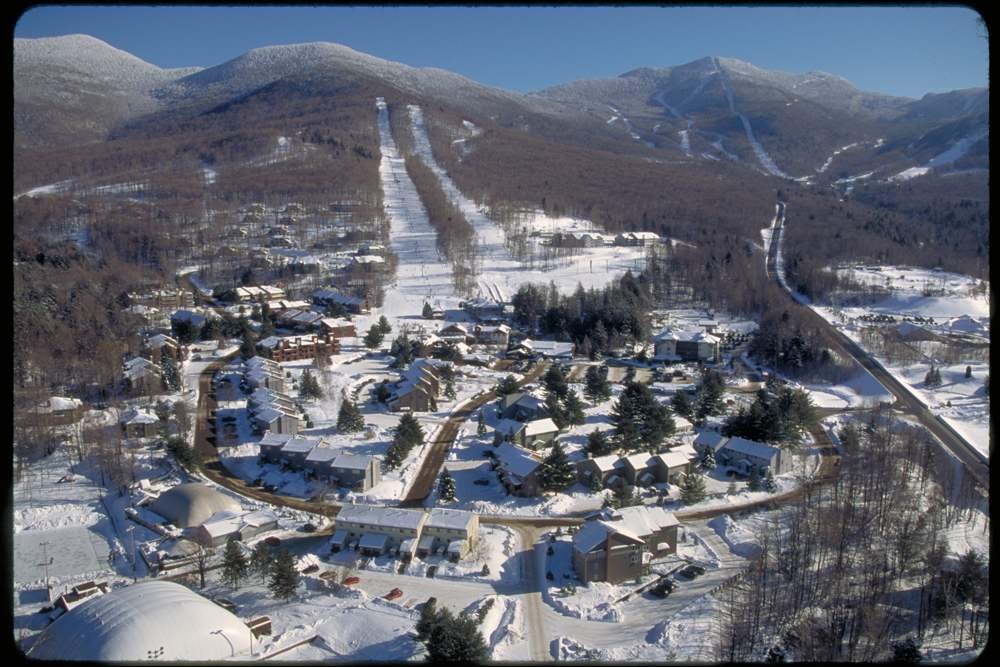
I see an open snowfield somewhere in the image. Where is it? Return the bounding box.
[812,265,990,458]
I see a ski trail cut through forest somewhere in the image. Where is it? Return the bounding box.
[375,97,456,316]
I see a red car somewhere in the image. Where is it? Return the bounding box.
[384,587,403,601]
[342,576,360,586]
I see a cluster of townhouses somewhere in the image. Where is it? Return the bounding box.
[693,431,794,476]
[257,433,381,492]
[328,505,479,562]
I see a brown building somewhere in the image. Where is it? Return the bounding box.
[573,506,680,583]
[257,332,339,362]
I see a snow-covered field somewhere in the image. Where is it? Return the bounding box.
[813,265,990,458]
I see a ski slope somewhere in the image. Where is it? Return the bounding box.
[375,98,458,320]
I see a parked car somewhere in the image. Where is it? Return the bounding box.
[264,536,282,547]
[678,564,706,579]
[426,565,437,578]
[342,576,361,586]
[384,588,403,601]
[473,478,491,486]
[301,564,319,575]
[649,579,676,598]
[301,522,317,533]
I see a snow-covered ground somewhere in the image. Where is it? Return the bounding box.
[715,57,790,178]
[812,265,990,458]
[376,96,460,323]
[891,127,989,181]
[375,98,649,316]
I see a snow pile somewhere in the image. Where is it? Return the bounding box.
[463,594,522,657]
[641,593,724,661]
[547,582,624,623]
[708,515,762,559]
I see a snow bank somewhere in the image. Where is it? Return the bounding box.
[708,515,762,559]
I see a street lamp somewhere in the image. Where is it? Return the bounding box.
[126,525,137,582]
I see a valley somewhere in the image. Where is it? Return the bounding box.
[12,19,988,665]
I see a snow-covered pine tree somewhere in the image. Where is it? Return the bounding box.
[537,441,576,492]
[680,472,707,504]
[700,448,717,471]
[337,396,365,433]
[438,468,457,502]
[221,535,248,590]
[250,541,273,585]
[268,548,300,600]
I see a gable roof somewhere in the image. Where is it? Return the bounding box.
[494,442,542,479]
[722,436,780,461]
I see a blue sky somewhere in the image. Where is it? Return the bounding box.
[15,5,988,98]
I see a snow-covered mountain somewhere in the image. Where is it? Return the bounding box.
[530,55,987,181]
[14,34,202,149]
[14,35,988,183]
[14,35,568,152]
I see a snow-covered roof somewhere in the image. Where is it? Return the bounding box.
[425,508,476,532]
[418,535,436,550]
[494,418,525,436]
[149,484,241,529]
[259,432,294,448]
[358,533,390,550]
[38,396,83,413]
[257,336,281,349]
[572,520,618,554]
[655,328,719,344]
[281,437,317,454]
[523,418,559,436]
[584,454,623,473]
[320,317,354,329]
[447,539,465,553]
[242,510,278,528]
[494,442,541,479]
[621,453,656,470]
[313,288,363,306]
[694,430,727,452]
[157,537,200,559]
[199,510,246,539]
[305,446,339,463]
[519,339,574,357]
[145,333,178,349]
[28,581,254,661]
[608,505,679,537]
[399,537,418,555]
[254,407,284,424]
[656,446,698,470]
[336,505,427,532]
[722,436,780,461]
[120,407,159,425]
[331,453,374,471]
[329,529,349,546]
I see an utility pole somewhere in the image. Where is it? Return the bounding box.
[127,525,137,582]
[39,541,53,602]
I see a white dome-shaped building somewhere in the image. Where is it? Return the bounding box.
[28,581,255,661]
[149,483,242,528]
